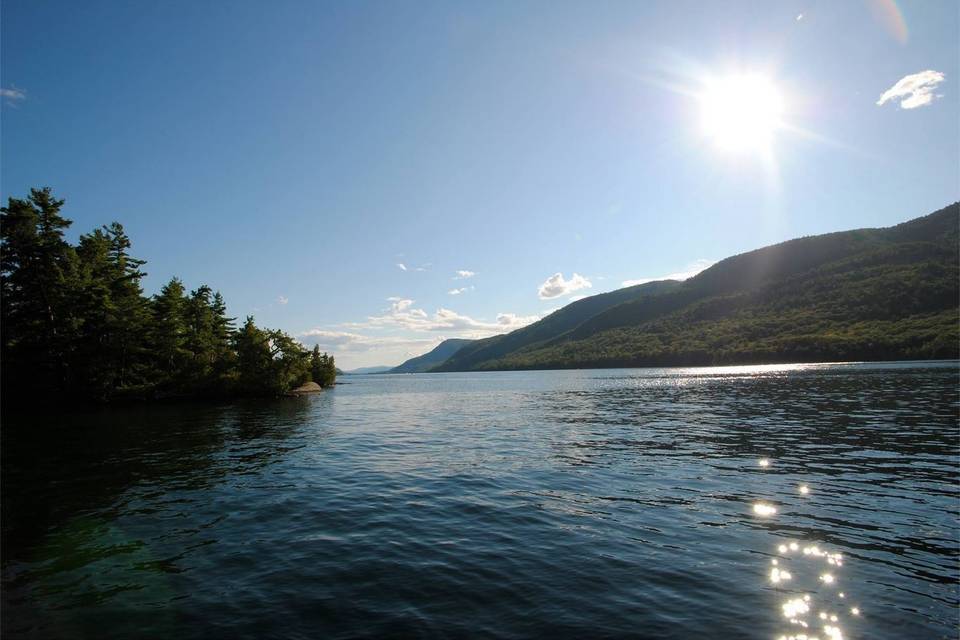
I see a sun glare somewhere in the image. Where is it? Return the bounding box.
[700,74,784,153]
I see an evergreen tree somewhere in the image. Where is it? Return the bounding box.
[1,188,339,403]
[234,316,272,394]
[102,222,150,389]
[151,277,190,388]
[72,228,117,397]
[1,188,79,393]
[210,291,237,382]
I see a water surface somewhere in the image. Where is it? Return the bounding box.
[3,362,958,638]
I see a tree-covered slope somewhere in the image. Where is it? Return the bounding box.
[1,188,337,403]
[390,338,475,373]
[442,203,959,371]
[433,280,681,371]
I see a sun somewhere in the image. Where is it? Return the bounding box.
[699,74,784,153]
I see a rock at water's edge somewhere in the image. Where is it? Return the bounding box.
[287,381,323,396]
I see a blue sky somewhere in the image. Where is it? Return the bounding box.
[2,0,957,368]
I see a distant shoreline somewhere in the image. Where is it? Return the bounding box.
[369,357,960,375]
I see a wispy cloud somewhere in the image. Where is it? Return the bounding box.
[622,259,714,287]
[298,329,438,354]
[304,302,545,368]
[342,301,541,336]
[448,286,474,296]
[277,295,289,305]
[1,86,26,106]
[877,70,945,109]
[397,262,430,272]
[538,272,591,300]
[454,270,476,279]
[386,296,414,311]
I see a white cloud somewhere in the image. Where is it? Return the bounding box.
[622,259,714,287]
[495,312,541,327]
[396,263,408,271]
[1,87,25,104]
[307,302,545,368]
[299,329,435,352]
[387,297,414,311]
[568,294,590,302]
[448,286,474,295]
[538,272,592,300]
[342,301,542,336]
[877,70,945,109]
[277,295,289,305]
[454,270,476,279]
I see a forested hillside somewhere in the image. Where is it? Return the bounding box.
[435,280,680,371]
[1,188,336,404]
[437,204,959,371]
[390,338,476,373]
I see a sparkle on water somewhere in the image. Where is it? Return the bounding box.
[760,456,863,640]
[1,362,955,638]
[753,502,778,516]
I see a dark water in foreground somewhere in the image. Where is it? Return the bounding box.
[3,362,958,639]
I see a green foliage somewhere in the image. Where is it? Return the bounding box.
[391,338,475,373]
[0,188,336,403]
[437,203,960,371]
[1,188,79,391]
[311,344,336,387]
[435,280,680,371]
[234,317,314,396]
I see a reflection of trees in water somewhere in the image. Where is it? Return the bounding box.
[1,395,325,638]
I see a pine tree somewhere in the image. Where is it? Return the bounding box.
[235,316,272,394]
[2,187,336,403]
[103,222,150,390]
[310,346,337,387]
[73,228,116,397]
[210,291,237,384]
[1,188,79,393]
[151,277,190,388]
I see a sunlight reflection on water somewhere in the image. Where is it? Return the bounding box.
[2,362,955,639]
[761,458,863,640]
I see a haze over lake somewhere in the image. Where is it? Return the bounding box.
[3,362,957,639]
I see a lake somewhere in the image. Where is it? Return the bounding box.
[2,362,958,639]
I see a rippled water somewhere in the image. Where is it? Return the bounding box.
[3,362,958,639]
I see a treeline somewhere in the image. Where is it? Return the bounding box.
[1,188,335,403]
[435,203,959,372]
[475,242,958,370]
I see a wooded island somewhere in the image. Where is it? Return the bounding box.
[1,188,335,404]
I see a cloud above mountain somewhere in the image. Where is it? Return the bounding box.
[538,272,591,300]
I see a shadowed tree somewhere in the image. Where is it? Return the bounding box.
[1,188,79,394]
[1,188,337,403]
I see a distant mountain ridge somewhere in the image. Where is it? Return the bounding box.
[344,366,393,375]
[390,339,476,373]
[433,203,959,371]
[436,280,680,371]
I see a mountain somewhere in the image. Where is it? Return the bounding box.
[435,280,680,371]
[343,366,394,374]
[390,339,476,373]
[435,203,959,371]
